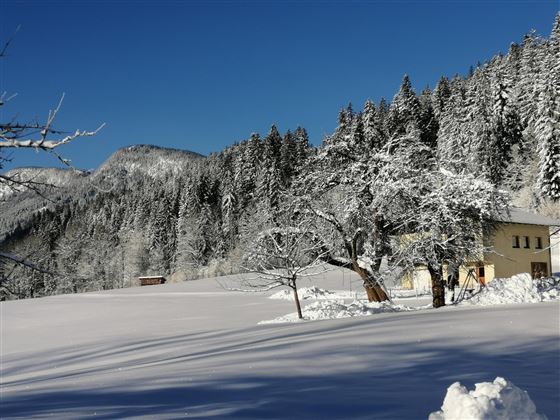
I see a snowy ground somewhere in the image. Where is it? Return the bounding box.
[1,269,559,419]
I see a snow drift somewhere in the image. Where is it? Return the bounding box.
[268,286,360,301]
[429,377,547,420]
[461,274,560,306]
[259,299,414,324]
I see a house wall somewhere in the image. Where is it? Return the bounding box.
[485,224,552,278]
[402,263,495,291]
[401,266,432,292]
[458,263,495,286]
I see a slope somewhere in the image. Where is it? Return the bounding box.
[1,270,558,419]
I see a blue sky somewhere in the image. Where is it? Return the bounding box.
[1,0,558,171]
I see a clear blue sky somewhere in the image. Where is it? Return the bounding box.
[1,0,558,171]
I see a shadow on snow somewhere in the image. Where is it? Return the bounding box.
[2,330,558,419]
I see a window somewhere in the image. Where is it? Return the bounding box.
[523,236,530,249]
[512,235,520,248]
[535,237,543,249]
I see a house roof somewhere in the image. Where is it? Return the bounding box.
[497,208,560,226]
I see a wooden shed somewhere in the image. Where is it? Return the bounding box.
[138,276,167,286]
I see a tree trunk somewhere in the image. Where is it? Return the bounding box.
[292,285,303,319]
[365,282,389,302]
[428,264,445,308]
[352,263,389,302]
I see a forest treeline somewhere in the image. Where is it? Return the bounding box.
[0,15,558,300]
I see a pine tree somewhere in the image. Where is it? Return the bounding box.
[535,72,560,201]
[362,100,385,151]
[418,87,439,151]
[280,129,298,186]
[433,76,452,118]
[488,77,524,185]
[387,74,421,137]
[294,126,311,164]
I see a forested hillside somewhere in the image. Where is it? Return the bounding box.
[1,15,558,300]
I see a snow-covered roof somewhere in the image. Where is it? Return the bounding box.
[497,208,560,226]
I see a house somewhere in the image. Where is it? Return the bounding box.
[404,208,560,291]
[138,276,167,286]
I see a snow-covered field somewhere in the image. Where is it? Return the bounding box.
[1,269,559,419]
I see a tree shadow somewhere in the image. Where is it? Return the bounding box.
[2,335,558,419]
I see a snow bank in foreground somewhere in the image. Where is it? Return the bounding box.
[429,377,547,420]
[268,286,362,301]
[259,300,413,324]
[461,274,560,306]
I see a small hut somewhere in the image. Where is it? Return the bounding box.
[138,276,167,286]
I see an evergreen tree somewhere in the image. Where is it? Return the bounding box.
[362,100,385,150]
[418,87,439,151]
[535,76,560,200]
[488,78,524,185]
[387,75,421,137]
[294,126,311,164]
[433,76,452,117]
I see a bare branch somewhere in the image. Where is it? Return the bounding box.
[0,24,20,58]
[0,121,105,150]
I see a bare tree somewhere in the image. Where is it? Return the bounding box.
[0,27,103,284]
[0,27,104,193]
[0,93,104,190]
[241,219,329,319]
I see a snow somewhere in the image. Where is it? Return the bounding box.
[268,286,360,301]
[429,377,547,420]
[0,167,83,199]
[259,299,417,324]
[1,269,559,419]
[265,273,560,324]
[460,273,560,306]
[268,286,431,302]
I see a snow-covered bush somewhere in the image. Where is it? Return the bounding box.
[429,377,547,420]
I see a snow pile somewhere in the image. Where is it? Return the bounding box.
[259,300,412,324]
[534,277,560,301]
[429,377,547,420]
[268,286,361,301]
[268,286,430,301]
[461,273,560,306]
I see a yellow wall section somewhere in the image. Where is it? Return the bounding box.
[486,224,551,278]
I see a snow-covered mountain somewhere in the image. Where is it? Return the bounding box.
[0,144,206,245]
[94,144,205,179]
[0,144,205,199]
[0,166,89,200]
